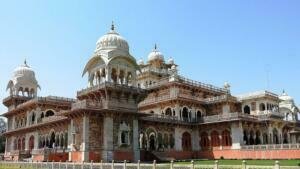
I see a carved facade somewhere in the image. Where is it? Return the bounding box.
[2,24,300,162]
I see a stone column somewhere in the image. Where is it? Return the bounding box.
[26,111,30,126]
[174,127,182,151]
[5,138,8,155]
[34,132,39,149]
[102,115,114,162]
[82,114,90,162]
[175,104,180,119]
[68,119,74,162]
[25,134,29,151]
[231,122,243,149]
[192,128,200,151]
[132,119,140,162]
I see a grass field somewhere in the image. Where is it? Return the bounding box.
[175,159,300,166]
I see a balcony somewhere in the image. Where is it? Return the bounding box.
[72,100,103,110]
[140,112,286,125]
[139,93,233,107]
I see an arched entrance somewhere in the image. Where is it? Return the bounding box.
[50,132,55,148]
[29,136,34,151]
[182,132,191,151]
[149,134,156,151]
[200,132,210,149]
[211,131,220,147]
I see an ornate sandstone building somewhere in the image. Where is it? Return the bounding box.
[2,25,300,162]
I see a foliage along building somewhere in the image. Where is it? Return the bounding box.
[2,24,300,162]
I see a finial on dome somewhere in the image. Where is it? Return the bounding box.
[111,21,115,31]
[24,59,27,65]
[154,43,157,50]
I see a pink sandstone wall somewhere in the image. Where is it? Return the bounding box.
[197,149,300,159]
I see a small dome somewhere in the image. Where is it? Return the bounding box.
[148,44,164,62]
[280,90,293,102]
[171,65,177,70]
[7,60,40,97]
[13,61,36,80]
[138,59,144,65]
[168,57,174,64]
[95,23,129,53]
[224,82,230,89]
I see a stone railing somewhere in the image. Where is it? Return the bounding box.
[237,90,278,100]
[139,93,231,107]
[141,112,286,125]
[241,144,300,150]
[72,100,103,110]
[0,160,293,169]
[41,116,66,123]
[144,75,228,95]
[77,82,143,97]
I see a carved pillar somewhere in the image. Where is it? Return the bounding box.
[231,122,243,149]
[174,127,182,151]
[133,119,140,162]
[102,115,114,162]
[82,114,89,162]
[192,127,200,151]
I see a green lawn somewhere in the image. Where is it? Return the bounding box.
[174,159,300,166]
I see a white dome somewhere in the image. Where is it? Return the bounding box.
[138,59,144,65]
[6,60,40,97]
[280,91,293,102]
[148,45,164,61]
[13,62,36,80]
[168,57,174,64]
[95,24,129,53]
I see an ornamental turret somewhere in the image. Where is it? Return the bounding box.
[82,23,139,87]
[6,60,40,97]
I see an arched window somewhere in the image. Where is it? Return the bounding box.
[211,131,220,147]
[50,132,55,148]
[14,139,17,150]
[244,105,250,114]
[197,111,202,121]
[18,138,21,150]
[31,112,35,124]
[263,133,268,144]
[165,108,172,116]
[45,110,54,117]
[182,107,189,122]
[273,128,279,144]
[259,103,266,111]
[111,68,117,83]
[255,131,261,145]
[200,132,210,149]
[249,130,255,145]
[182,132,192,151]
[21,137,25,150]
[157,133,163,149]
[29,136,34,151]
[222,130,232,146]
[169,134,175,149]
[243,130,249,145]
[40,112,44,119]
[163,133,169,148]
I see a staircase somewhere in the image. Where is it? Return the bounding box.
[144,151,175,162]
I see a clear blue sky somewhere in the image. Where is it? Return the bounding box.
[0,0,300,114]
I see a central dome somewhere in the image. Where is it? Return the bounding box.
[95,24,129,53]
